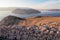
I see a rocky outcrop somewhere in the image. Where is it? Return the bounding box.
[0,15,25,26]
[0,25,60,40]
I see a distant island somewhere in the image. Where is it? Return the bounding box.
[47,9,60,11]
[10,8,41,18]
[12,8,41,14]
[40,9,60,11]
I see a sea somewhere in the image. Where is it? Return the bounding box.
[0,11,60,21]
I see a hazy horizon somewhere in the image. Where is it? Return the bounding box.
[0,0,59,9]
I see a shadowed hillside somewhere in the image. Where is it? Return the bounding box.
[0,15,25,26]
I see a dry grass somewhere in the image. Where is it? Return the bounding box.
[18,16,60,30]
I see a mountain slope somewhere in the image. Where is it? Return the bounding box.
[0,16,60,40]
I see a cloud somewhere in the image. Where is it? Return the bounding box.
[0,0,59,9]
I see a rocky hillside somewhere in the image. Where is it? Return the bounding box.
[0,15,25,26]
[0,16,60,40]
[0,25,60,40]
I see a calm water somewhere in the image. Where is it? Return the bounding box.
[0,11,11,21]
[0,11,60,21]
[40,11,60,16]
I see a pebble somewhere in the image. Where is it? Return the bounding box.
[0,25,60,40]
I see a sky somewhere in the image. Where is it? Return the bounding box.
[0,0,60,9]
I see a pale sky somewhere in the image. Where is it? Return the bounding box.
[0,0,60,9]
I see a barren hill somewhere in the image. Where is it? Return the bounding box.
[0,16,60,40]
[0,16,60,30]
[18,16,60,30]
